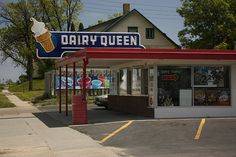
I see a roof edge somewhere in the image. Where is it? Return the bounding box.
[103,9,181,49]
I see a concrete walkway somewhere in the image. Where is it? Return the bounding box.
[0,90,118,157]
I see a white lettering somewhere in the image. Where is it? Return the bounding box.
[101,36,107,46]
[61,35,68,45]
[123,36,129,46]
[116,36,122,45]
[61,34,140,47]
[130,36,137,45]
[69,35,76,45]
[82,35,89,45]
[77,35,81,45]
[108,36,115,45]
[90,35,97,45]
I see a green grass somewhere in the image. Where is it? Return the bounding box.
[34,97,58,106]
[7,79,96,107]
[9,79,44,92]
[8,79,46,103]
[0,92,15,108]
[13,91,44,102]
[0,84,4,90]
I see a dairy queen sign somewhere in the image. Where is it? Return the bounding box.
[30,18,144,59]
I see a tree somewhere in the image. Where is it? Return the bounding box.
[177,0,236,49]
[108,12,122,20]
[0,1,37,91]
[38,0,83,31]
[91,12,122,26]
[0,0,82,90]
[78,22,84,31]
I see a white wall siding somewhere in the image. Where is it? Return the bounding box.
[110,12,176,49]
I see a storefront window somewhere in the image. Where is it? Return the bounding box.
[157,66,231,107]
[194,66,230,106]
[158,66,192,106]
[127,69,132,95]
[119,69,127,95]
[141,68,149,95]
[110,70,117,95]
[132,68,141,95]
[194,88,230,106]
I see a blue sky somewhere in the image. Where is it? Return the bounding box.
[0,0,183,82]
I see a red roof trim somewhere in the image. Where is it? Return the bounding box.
[55,48,236,67]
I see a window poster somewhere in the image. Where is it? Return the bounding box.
[55,70,111,89]
[194,88,230,106]
[194,66,225,87]
[148,67,154,106]
[194,88,206,105]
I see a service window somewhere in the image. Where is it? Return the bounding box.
[158,66,191,106]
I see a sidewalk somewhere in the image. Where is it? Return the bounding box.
[0,90,118,157]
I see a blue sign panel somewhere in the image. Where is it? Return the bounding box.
[36,32,144,59]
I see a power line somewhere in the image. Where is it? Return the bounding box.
[85,6,179,16]
[84,0,178,9]
[84,8,180,18]
[84,7,181,18]
[84,0,179,13]
[83,9,182,21]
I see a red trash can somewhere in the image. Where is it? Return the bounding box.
[72,95,88,125]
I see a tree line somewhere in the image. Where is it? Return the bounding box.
[0,0,83,90]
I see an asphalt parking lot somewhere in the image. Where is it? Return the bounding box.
[36,104,236,157]
[72,117,236,157]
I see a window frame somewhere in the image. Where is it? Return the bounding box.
[128,26,138,32]
[146,28,155,39]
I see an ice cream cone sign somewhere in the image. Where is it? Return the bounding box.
[30,17,55,53]
[31,17,144,59]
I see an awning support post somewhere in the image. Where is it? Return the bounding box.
[73,62,76,95]
[59,67,62,113]
[66,64,68,116]
[82,58,88,101]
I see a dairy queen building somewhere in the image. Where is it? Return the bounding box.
[36,4,236,122]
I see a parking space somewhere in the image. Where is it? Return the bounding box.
[36,104,236,156]
[72,118,236,157]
